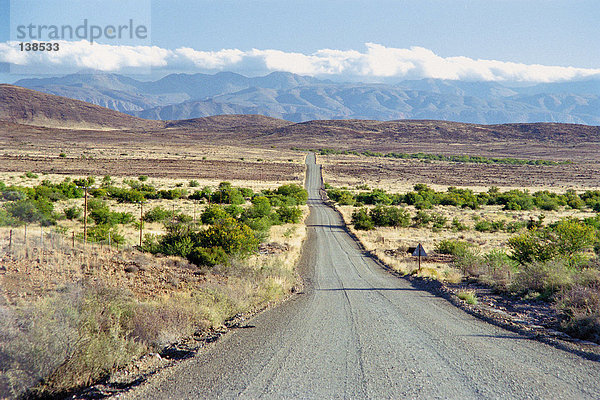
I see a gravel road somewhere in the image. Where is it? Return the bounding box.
[128,153,600,399]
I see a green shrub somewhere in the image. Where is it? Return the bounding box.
[435,239,473,256]
[149,225,196,258]
[246,196,271,218]
[5,198,56,226]
[413,210,432,227]
[2,190,27,201]
[73,176,95,188]
[244,216,273,232]
[506,221,526,233]
[458,290,478,305]
[478,249,516,290]
[454,248,483,277]
[551,219,596,264]
[276,206,303,224]
[451,217,469,232]
[356,189,391,205]
[189,246,228,267]
[0,285,146,398]
[198,217,259,257]
[63,206,82,220]
[431,213,447,229]
[158,189,187,200]
[101,175,112,187]
[224,204,244,219]
[201,205,229,225]
[508,231,556,265]
[351,208,374,230]
[338,191,356,205]
[138,175,148,182]
[189,180,199,187]
[414,200,433,210]
[88,202,131,226]
[85,224,125,244]
[143,206,171,223]
[275,184,308,205]
[509,218,596,267]
[0,208,19,226]
[108,187,146,203]
[475,220,492,232]
[369,205,410,227]
[510,259,574,298]
[211,186,244,205]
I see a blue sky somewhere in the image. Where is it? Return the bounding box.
[1,0,599,82]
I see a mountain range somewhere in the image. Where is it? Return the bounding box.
[11,72,600,125]
[2,84,600,166]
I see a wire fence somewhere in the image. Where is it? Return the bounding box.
[1,226,135,268]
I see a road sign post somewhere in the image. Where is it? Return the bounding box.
[412,243,427,273]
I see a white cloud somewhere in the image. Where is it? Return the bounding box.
[1,40,599,82]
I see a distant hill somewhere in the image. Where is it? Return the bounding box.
[262,119,600,147]
[165,114,293,131]
[0,84,162,130]
[2,85,600,162]
[13,72,600,125]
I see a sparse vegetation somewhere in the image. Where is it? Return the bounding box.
[457,290,478,305]
[328,184,598,212]
[0,175,308,398]
[299,147,571,166]
[330,181,600,344]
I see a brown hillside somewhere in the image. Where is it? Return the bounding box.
[165,114,293,131]
[0,84,163,130]
[258,119,600,149]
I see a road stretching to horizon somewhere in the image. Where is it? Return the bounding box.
[129,153,600,399]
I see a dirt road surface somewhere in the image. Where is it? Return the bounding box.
[124,153,600,399]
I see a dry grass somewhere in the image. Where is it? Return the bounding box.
[457,290,478,305]
[0,202,308,398]
[336,202,596,282]
[319,153,600,192]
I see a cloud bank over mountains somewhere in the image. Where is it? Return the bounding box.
[2,41,600,83]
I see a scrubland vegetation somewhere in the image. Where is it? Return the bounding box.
[328,183,600,343]
[296,147,571,166]
[0,175,307,398]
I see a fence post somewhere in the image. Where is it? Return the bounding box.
[83,186,88,244]
[9,229,12,252]
[24,224,28,258]
[40,226,44,264]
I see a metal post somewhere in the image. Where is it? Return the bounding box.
[139,202,144,247]
[40,226,44,264]
[83,186,88,244]
[72,231,75,248]
[24,224,28,258]
[418,242,422,273]
[8,229,12,252]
